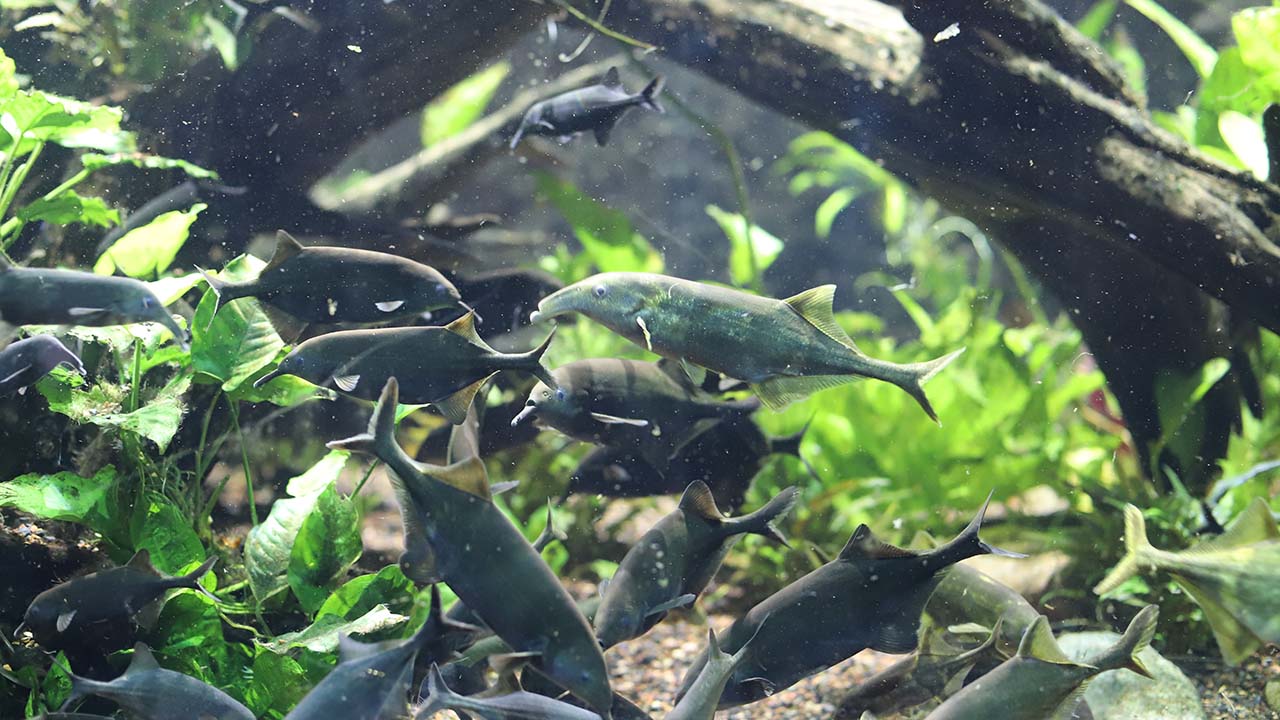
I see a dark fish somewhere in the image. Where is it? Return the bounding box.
[510,67,664,149]
[674,494,1021,708]
[511,358,759,473]
[200,230,470,324]
[419,385,542,463]
[668,626,766,720]
[453,267,564,335]
[0,260,188,349]
[63,643,252,720]
[531,273,963,420]
[924,607,1158,720]
[0,335,85,397]
[253,312,556,424]
[285,585,479,720]
[24,552,216,654]
[95,179,245,256]
[417,662,602,719]
[594,481,797,649]
[1265,104,1279,183]
[328,378,612,717]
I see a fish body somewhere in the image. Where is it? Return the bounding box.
[674,495,1018,708]
[418,663,602,719]
[329,379,611,717]
[201,231,466,323]
[254,312,555,424]
[593,481,796,649]
[0,263,186,348]
[24,552,215,654]
[668,627,764,720]
[531,273,962,420]
[512,358,759,472]
[64,643,252,720]
[1094,498,1280,665]
[0,335,85,396]
[510,67,664,149]
[924,606,1157,720]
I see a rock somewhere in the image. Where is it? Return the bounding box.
[1056,631,1205,720]
[1266,679,1280,712]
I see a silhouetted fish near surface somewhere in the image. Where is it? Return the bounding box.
[674,493,1021,708]
[200,230,470,324]
[24,551,216,654]
[63,643,252,720]
[417,662,602,719]
[1095,499,1280,665]
[669,625,767,720]
[924,606,1158,720]
[329,378,612,718]
[0,335,85,397]
[531,273,963,420]
[512,358,759,472]
[0,259,187,349]
[510,66,664,149]
[594,481,797,649]
[253,312,556,424]
[286,585,478,720]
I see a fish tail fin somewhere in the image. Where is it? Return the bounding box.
[327,377,400,459]
[171,556,218,599]
[195,266,234,317]
[516,326,559,389]
[770,418,810,459]
[1096,604,1159,678]
[641,75,666,113]
[1093,504,1155,595]
[418,663,461,715]
[937,490,1025,565]
[730,486,799,546]
[61,669,104,710]
[892,347,966,424]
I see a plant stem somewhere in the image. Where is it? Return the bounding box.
[0,140,45,247]
[128,338,142,412]
[229,403,259,526]
[548,0,655,52]
[194,390,223,483]
[0,162,90,249]
[351,459,381,497]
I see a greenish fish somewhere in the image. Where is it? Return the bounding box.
[24,551,216,655]
[254,312,555,424]
[924,606,1158,720]
[511,358,760,474]
[674,493,1020,708]
[200,230,470,324]
[530,272,963,420]
[0,335,84,397]
[63,643,253,720]
[1094,498,1280,665]
[328,378,612,718]
[593,481,797,650]
[0,259,187,349]
[668,625,766,720]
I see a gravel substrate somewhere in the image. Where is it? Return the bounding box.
[1183,649,1280,720]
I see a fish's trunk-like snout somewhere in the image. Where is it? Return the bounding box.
[511,403,538,428]
[253,368,284,389]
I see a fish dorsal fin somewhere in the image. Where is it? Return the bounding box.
[444,311,494,351]
[838,525,916,561]
[602,66,622,88]
[126,549,160,575]
[265,230,305,272]
[1194,497,1279,553]
[782,285,856,349]
[1016,617,1078,666]
[679,480,724,521]
[430,457,491,501]
[126,643,161,674]
[434,373,497,426]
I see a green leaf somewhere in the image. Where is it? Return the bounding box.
[1218,110,1270,179]
[38,371,192,451]
[534,172,662,274]
[80,152,218,179]
[130,493,206,574]
[1125,0,1217,79]
[191,254,284,392]
[1152,357,1232,462]
[148,273,205,306]
[17,191,119,228]
[316,564,415,621]
[95,204,205,279]
[421,61,509,147]
[1076,0,1118,40]
[0,48,17,98]
[0,88,132,156]
[240,650,310,717]
[233,371,337,407]
[1232,7,1280,75]
[705,205,785,287]
[150,592,227,682]
[0,466,115,529]
[1105,27,1148,101]
[203,14,240,71]
[288,483,363,613]
[286,449,351,497]
[260,604,407,654]
[813,187,859,239]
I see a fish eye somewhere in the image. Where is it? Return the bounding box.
[555,388,566,401]
[593,284,607,298]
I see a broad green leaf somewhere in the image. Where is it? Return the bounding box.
[80,152,218,179]
[24,319,177,354]
[0,466,115,528]
[1076,0,1117,40]
[1153,357,1232,460]
[191,254,283,392]
[1105,26,1148,101]
[203,14,240,71]
[1232,7,1280,75]
[150,592,227,681]
[148,273,204,306]
[316,564,415,621]
[288,483,363,613]
[38,371,191,451]
[234,371,337,407]
[534,173,662,274]
[130,493,206,573]
[240,650,310,717]
[0,48,17,98]
[17,191,119,228]
[1125,0,1216,79]
[421,61,509,147]
[813,187,859,239]
[706,205,785,287]
[286,449,351,497]
[95,204,205,278]
[260,604,407,654]
[1194,49,1262,149]
[1219,110,1270,179]
[0,88,131,156]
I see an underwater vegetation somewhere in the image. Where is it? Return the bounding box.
[0,0,1279,719]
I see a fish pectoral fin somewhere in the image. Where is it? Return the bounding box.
[434,374,496,426]
[782,285,858,350]
[940,662,978,697]
[646,593,697,617]
[872,618,921,655]
[490,480,519,496]
[589,412,649,427]
[557,134,575,144]
[742,676,777,698]
[332,374,361,393]
[66,307,106,317]
[55,610,76,633]
[374,300,406,313]
[16,385,25,395]
[537,120,557,131]
[752,375,856,411]
[594,122,613,146]
[635,315,654,351]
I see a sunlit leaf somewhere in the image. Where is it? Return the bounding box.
[38,370,192,451]
[1232,7,1280,75]
[1219,110,1270,180]
[260,604,407,654]
[0,466,115,529]
[316,565,415,621]
[130,493,206,573]
[80,152,218,179]
[1125,0,1217,79]
[94,203,204,278]
[287,483,363,613]
[203,14,240,71]
[239,650,310,716]
[705,204,785,287]
[813,187,858,239]
[17,191,119,228]
[421,61,509,147]
[1076,0,1118,40]
[191,254,283,392]
[535,172,662,275]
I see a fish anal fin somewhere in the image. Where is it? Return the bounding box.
[434,374,496,426]
[646,593,696,617]
[126,643,161,674]
[1016,617,1081,667]
[444,312,494,351]
[259,302,307,344]
[265,230,305,272]
[940,661,976,697]
[872,619,920,654]
[752,374,856,411]
[131,596,165,631]
[430,457,492,501]
[1177,575,1262,665]
[782,285,857,349]
[1049,684,1091,720]
[602,66,622,88]
[679,480,725,521]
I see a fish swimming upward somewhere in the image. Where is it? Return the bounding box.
[1095,498,1280,665]
[510,66,664,149]
[531,272,963,421]
[417,662,603,720]
[63,643,253,720]
[668,626,766,720]
[0,335,85,396]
